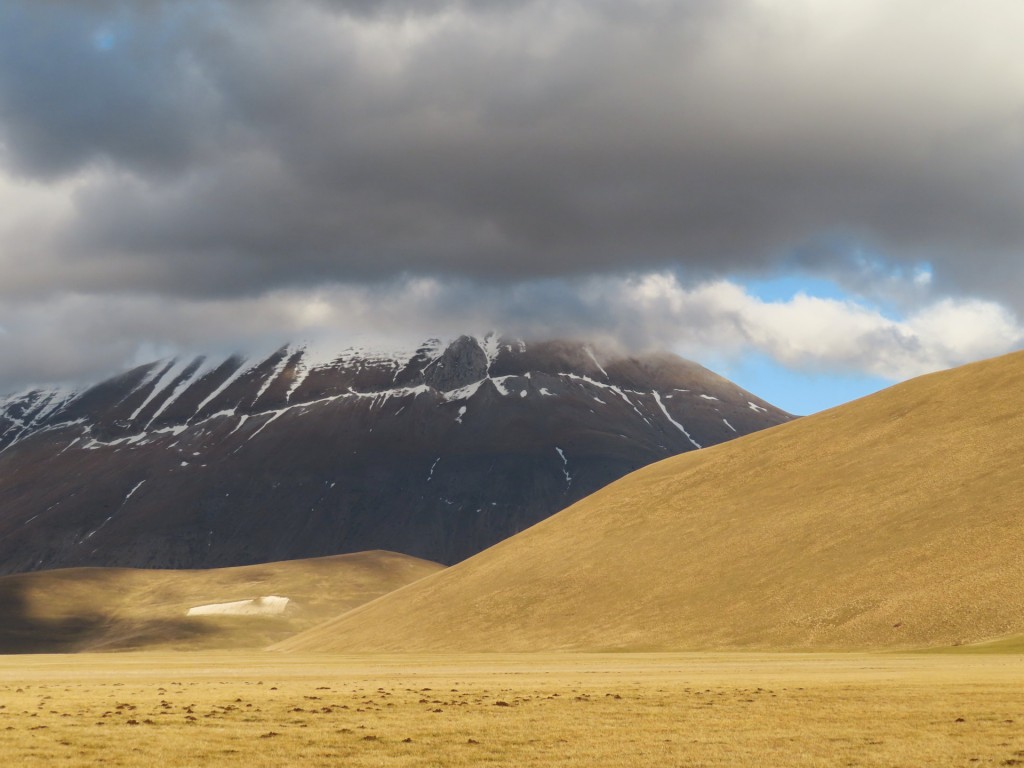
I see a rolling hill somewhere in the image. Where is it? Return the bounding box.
[274,351,1024,653]
[0,550,442,653]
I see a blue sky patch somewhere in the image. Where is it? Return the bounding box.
[714,352,893,416]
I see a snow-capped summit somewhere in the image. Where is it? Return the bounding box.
[0,336,791,574]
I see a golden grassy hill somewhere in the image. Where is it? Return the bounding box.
[274,351,1024,653]
[0,550,443,653]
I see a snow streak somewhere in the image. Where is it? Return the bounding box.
[585,347,609,379]
[555,446,572,488]
[651,390,702,449]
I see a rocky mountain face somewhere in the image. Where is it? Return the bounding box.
[0,336,791,574]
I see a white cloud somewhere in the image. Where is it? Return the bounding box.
[617,275,1024,381]
[1,273,1019,393]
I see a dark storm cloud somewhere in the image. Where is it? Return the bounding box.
[0,3,221,178]
[0,0,1023,305]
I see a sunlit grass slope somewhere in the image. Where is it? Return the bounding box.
[276,351,1024,653]
[0,551,443,652]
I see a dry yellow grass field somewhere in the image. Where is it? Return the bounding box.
[2,652,1024,767]
[0,551,443,653]
[277,351,1024,653]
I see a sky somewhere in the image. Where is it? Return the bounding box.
[1,0,1022,414]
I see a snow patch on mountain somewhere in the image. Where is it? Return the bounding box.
[479,332,502,373]
[128,359,192,421]
[191,357,252,418]
[555,446,571,488]
[0,335,787,466]
[490,376,515,396]
[444,380,485,402]
[252,351,291,406]
[146,357,218,427]
[652,390,702,449]
[585,346,609,379]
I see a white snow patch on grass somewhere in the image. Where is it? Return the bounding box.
[186,596,291,617]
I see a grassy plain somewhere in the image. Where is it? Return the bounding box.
[2,651,1024,767]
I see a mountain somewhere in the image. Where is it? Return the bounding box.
[0,335,789,574]
[0,550,442,653]
[274,351,1024,654]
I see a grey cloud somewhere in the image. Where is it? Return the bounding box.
[3,275,1020,393]
[0,0,1023,309]
[0,4,226,178]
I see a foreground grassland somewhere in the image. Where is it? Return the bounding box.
[2,653,1024,767]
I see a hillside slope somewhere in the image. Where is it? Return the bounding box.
[275,351,1024,653]
[0,550,442,653]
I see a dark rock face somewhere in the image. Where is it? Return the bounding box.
[0,336,792,574]
[421,336,490,391]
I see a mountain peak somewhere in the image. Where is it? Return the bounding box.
[421,335,491,392]
[0,337,790,573]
